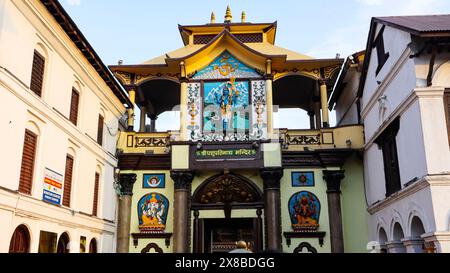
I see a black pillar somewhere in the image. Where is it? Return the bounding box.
[260,168,284,252]
[170,170,195,253]
[323,170,345,253]
[116,174,137,253]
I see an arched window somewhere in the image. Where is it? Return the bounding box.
[9,225,31,253]
[378,228,388,253]
[57,232,70,253]
[410,216,426,253]
[30,44,49,98]
[89,238,97,253]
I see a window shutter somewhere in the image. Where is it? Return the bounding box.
[97,115,104,146]
[19,130,37,195]
[30,51,45,97]
[92,173,100,216]
[69,89,80,125]
[445,91,450,143]
[63,155,74,207]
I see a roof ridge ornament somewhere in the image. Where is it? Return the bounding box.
[224,5,232,23]
[241,11,246,23]
[211,12,216,24]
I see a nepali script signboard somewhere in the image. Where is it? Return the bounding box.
[190,142,264,170]
[43,168,63,206]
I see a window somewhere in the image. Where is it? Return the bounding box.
[89,239,97,253]
[62,155,74,207]
[69,88,80,125]
[373,25,390,76]
[97,115,104,146]
[80,236,86,253]
[38,231,57,253]
[19,130,38,195]
[92,172,100,217]
[9,225,31,253]
[444,90,450,144]
[375,117,401,197]
[57,232,70,253]
[30,50,45,97]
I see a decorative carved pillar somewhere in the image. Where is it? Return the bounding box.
[265,59,274,137]
[127,88,136,131]
[139,106,147,133]
[116,173,137,253]
[170,170,195,253]
[179,62,189,141]
[260,168,284,252]
[323,170,345,253]
[319,79,330,128]
[149,115,158,133]
[308,110,316,130]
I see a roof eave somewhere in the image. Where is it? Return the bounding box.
[40,0,132,107]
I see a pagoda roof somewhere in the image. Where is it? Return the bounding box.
[110,29,342,78]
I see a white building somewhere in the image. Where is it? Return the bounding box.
[0,0,131,253]
[333,15,450,253]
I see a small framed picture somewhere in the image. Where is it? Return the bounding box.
[143,174,166,189]
[292,172,315,187]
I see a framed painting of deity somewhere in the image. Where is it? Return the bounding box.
[288,191,321,232]
[203,80,250,134]
[138,193,169,233]
[143,174,166,189]
[291,172,315,187]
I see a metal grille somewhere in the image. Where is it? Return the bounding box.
[234,33,263,43]
[194,35,217,45]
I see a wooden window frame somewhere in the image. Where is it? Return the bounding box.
[92,172,100,217]
[373,25,390,76]
[97,114,104,146]
[69,88,80,126]
[19,129,38,195]
[375,117,402,197]
[62,155,74,208]
[30,50,45,97]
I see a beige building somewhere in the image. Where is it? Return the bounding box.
[0,0,131,253]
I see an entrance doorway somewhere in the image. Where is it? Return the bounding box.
[191,173,264,253]
[201,218,262,253]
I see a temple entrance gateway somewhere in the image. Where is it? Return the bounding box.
[201,218,262,253]
[192,173,264,253]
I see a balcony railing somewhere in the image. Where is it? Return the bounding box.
[118,125,364,155]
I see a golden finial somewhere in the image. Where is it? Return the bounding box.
[224,5,232,23]
[211,12,216,24]
[241,11,246,23]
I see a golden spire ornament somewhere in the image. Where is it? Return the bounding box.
[224,5,232,23]
[211,12,216,24]
[241,11,246,23]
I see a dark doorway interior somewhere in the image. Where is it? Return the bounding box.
[201,218,262,253]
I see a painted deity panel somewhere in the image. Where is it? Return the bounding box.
[203,80,250,133]
[143,174,166,189]
[192,51,262,80]
[138,193,169,233]
[288,191,321,232]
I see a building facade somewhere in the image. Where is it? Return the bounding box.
[111,8,369,254]
[334,15,450,253]
[0,0,131,253]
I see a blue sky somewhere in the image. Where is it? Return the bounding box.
[61,0,450,130]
